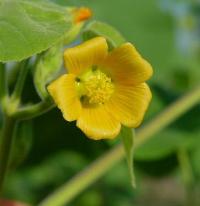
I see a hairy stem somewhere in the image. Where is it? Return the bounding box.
[0,116,17,193]
[0,60,29,193]
[39,85,200,206]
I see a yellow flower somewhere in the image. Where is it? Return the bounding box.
[48,37,153,140]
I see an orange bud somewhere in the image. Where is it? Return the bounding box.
[74,7,92,23]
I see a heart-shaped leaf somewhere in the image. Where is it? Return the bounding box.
[0,0,73,62]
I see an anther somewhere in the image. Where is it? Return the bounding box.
[92,65,98,72]
[75,77,81,82]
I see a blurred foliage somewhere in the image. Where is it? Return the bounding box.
[1,0,200,206]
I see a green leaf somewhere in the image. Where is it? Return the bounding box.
[0,0,73,62]
[135,129,200,161]
[83,21,126,48]
[9,121,33,169]
[121,127,136,188]
[34,44,63,100]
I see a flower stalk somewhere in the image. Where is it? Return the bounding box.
[13,97,55,120]
[39,85,200,206]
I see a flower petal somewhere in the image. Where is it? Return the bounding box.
[102,43,153,85]
[77,105,121,140]
[64,37,108,75]
[47,74,81,121]
[107,83,152,128]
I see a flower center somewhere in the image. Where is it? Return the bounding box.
[76,68,114,105]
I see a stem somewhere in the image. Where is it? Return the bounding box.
[0,63,7,105]
[39,85,200,206]
[11,59,29,101]
[0,60,29,193]
[0,58,53,194]
[13,98,55,120]
[0,116,17,193]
